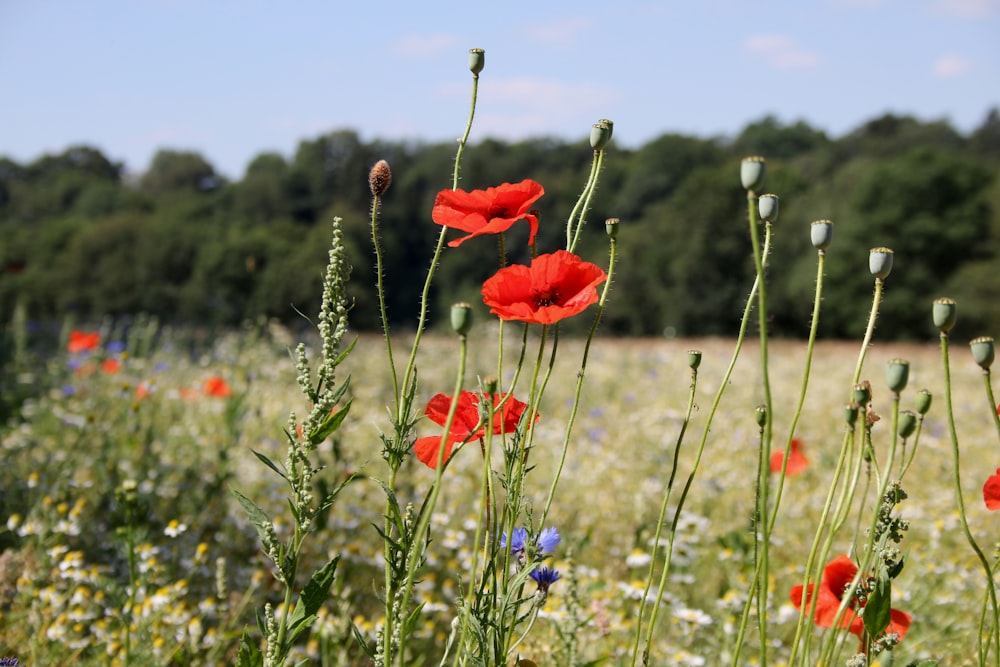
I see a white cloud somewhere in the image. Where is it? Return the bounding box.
[933,54,973,77]
[929,0,999,17]
[392,33,460,58]
[744,35,821,69]
[523,16,593,47]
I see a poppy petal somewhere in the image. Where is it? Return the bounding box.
[984,468,1000,510]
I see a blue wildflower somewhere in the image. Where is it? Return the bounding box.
[500,527,529,556]
[106,340,127,355]
[537,527,560,555]
[529,565,561,595]
[0,658,21,666]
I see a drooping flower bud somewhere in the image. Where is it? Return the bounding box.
[368,160,392,196]
[886,358,910,394]
[971,336,996,370]
[451,302,473,337]
[469,48,486,75]
[898,410,917,439]
[740,156,766,192]
[932,297,958,333]
[758,194,779,223]
[590,119,614,151]
[810,220,834,250]
[915,389,932,415]
[687,350,702,370]
[605,217,620,239]
[869,247,894,280]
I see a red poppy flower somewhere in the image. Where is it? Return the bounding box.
[203,376,232,398]
[790,554,911,641]
[432,179,544,247]
[770,437,809,476]
[481,250,607,325]
[984,468,1000,510]
[101,358,121,374]
[413,391,535,469]
[68,330,101,354]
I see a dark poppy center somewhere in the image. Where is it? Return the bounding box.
[486,205,513,219]
[532,288,561,308]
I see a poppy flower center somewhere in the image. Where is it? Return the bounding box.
[487,204,514,219]
[532,288,562,308]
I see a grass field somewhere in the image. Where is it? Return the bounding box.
[2,321,998,665]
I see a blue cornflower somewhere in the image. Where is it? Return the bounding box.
[537,527,560,555]
[529,565,561,594]
[500,527,529,556]
[0,657,21,666]
[106,340,127,355]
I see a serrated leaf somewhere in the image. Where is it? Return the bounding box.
[236,629,264,667]
[251,449,287,480]
[863,575,892,639]
[285,555,341,645]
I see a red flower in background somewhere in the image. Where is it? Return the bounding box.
[770,438,809,476]
[68,330,100,354]
[481,250,607,325]
[432,179,544,247]
[984,468,1000,510]
[790,554,911,641]
[413,391,535,469]
[203,376,232,398]
[101,358,121,374]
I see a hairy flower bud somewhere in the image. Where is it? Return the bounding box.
[368,160,392,196]
[740,156,766,192]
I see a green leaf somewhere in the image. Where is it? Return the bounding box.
[863,575,892,639]
[316,471,361,514]
[251,449,287,481]
[285,555,341,645]
[309,399,352,446]
[236,629,264,667]
[231,488,274,547]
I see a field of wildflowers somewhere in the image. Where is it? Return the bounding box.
[3,48,1000,667]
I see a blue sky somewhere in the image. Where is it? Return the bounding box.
[2,0,997,178]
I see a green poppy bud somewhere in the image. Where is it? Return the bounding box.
[915,389,932,415]
[758,194,779,223]
[755,404,767,427]
[687,350,702,370]
[932,297,957,333]
[740,156,766,192]
[483,375,499,395]
[451,302,473,336]
[853,382,871,406]
[898,410,917,439]
[590,120,613,151]
[810,220,834,250]
[971,336,996,370]
[845,403,859,426]
[368,159,392,196]
[605,217,620,239]
[887,358,910,394]
[469,48,485,75]
[869,247,894,280]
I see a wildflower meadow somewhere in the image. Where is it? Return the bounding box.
[3,49,1000,667]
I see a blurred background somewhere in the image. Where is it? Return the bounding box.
[1,0,998,339]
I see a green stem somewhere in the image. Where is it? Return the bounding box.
[566,150,600,251]
[371,193,399,404]
[941,332,1000,666]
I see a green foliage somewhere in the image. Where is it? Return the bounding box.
[2,112,998,338]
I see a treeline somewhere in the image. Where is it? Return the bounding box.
[2,111,1000,339]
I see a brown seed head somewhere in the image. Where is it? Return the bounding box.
[369,159,392,196]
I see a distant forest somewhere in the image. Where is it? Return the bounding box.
[2,110,999,340]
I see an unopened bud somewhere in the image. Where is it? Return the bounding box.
[853,382,871,406]
[758,194,779,223]
[755,404,768,428]
[687,350,702,370]
[915,389,932,415]
[605,217,619,239]
[469,48,485,75]
[971,336,996,370]
[898,410,917,439]
[590,119,614,151]
[887,358,910,394]
[451,302,473,336]
[368,160,392,196]
[810,220,834,250]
